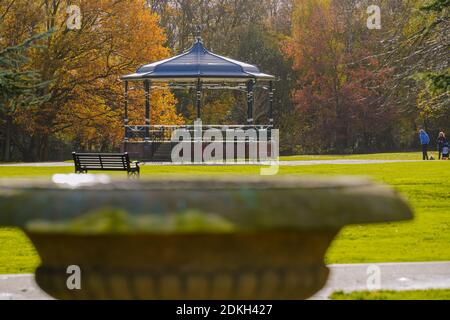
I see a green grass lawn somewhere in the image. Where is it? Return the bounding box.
[0,158,449,274]
[330,289,450,300]
[0,228,37,274]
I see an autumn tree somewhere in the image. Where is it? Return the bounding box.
[285,0,402,153]
[0,0,182,161]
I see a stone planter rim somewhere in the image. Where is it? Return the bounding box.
[0,175,413,230]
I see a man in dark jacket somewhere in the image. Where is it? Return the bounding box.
[419,129,430,160]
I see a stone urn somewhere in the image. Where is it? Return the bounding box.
[0,175,412,300]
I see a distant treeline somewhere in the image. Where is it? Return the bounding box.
[0,0,448,161]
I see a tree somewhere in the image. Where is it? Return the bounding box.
[1,0,182,160]
[0,31,51,161]
[285,0,400,153]
[382,0,449,135]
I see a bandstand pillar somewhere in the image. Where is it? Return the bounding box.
[196,78,202,120]
[124,81,129,142]
[269,81,274,126]
[144,80,151,142]
[247,80,254,125]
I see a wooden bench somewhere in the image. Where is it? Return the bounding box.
[72,152,140,177]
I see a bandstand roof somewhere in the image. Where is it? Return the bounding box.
[121,38,275,83]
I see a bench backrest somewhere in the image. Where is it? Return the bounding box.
[72,153,131,171]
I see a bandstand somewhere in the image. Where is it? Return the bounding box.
[120,34,276,162]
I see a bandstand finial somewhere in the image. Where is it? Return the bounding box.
[195,25,202,43]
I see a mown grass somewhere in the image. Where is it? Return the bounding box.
[330,289,450,300]
[0,158,449,273]
[0,228,38,274]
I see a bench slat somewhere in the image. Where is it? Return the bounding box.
[76,158,126,160]
[77,161,126,164]
[77,164,127,166]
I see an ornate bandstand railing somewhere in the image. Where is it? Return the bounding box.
[124,124,274,143]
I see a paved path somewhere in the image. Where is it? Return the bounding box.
[280,159,418,166]
[0,159,418,167]
[312,261,450,300]
[0,162,73,167]
[0,274,50,300]
[1,261,448,300]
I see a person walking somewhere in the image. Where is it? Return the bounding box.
[419,129,430,160]
[437,131,447,160]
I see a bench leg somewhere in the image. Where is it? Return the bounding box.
[127,171,139,179]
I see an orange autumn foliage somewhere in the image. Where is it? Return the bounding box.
[3,0,183,156]
[285,0,398,153]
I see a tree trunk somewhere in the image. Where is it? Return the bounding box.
[23,135,37,162]
[4,116,12,162]
[39,134,49,161]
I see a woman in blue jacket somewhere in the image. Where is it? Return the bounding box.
[419,129,430,160]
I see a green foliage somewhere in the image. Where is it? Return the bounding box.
[411,1,449,101]
[421,0,450,12]
[393,0,450,132]
[415,70,450,94]
[0,31,52,113]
